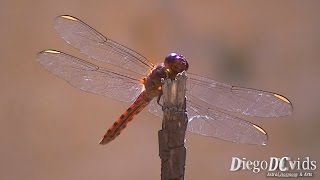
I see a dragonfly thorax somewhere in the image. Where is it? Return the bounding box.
[143,63,167,94]
[143,53,189,97]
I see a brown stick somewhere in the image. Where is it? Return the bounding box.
[158,72,188,180]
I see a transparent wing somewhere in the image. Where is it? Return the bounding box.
[148,96,267,145]
[186,96,267,145]
[37,50,143,102]
[148,98,163,118]
[187,73,293,118]
[53,15,154,76]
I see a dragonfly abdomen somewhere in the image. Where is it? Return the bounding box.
[99,91,152,145]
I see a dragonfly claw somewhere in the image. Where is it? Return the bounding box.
[157,92,163,108]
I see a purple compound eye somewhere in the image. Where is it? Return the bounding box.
[164,52,189,73]
[165,53,179,64]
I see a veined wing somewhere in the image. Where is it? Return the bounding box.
[186,96,268,145]
[53,15,154,76]
[187,73,293,118]
[148,95,267,145]
[37,50,143,102]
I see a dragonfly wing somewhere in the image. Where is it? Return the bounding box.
[187,73,293,118]
[53,15,154,76]
[37,50,143,102]
[148,96,267,145]
[148,98,163,118]
[186,96,268,145]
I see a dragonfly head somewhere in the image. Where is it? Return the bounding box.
[164,52,189,76]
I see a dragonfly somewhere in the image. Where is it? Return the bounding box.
[37,15,293,146]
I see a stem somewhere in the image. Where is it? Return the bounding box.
[158,72,188,180]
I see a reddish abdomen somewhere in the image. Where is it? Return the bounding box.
[99,91,152,145]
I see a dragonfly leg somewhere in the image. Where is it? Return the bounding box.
[157,91,163,107]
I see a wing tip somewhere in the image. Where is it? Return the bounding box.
[55,15,79,21]
[252,124,267,135]
[36,49,60,60]
[252,123,268,146]
[273,93,291,104]
[273,93,294,115]
[42,49,61,54]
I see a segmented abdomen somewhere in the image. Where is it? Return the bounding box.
[99,91,152,145]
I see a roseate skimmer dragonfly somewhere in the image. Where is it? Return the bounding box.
[37,15,293,146]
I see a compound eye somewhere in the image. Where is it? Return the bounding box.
[168,52,178,58]
[165,52,178,64]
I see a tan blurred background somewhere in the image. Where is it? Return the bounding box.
[1,0,319,179]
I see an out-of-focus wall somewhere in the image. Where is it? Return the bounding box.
[1,0,319,179]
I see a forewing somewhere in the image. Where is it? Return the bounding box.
[37,50,143,102]
[187,73,293,118]
[53,15,154,76]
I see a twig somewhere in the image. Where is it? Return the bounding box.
[158,72,188,180]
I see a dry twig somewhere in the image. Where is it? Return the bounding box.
[158,72,188,180]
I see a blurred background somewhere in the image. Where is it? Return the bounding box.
[1,0,319,179]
